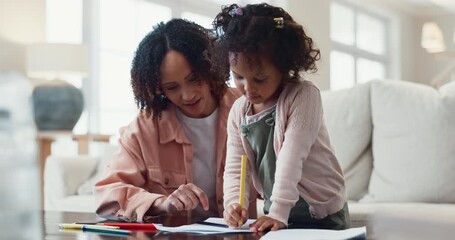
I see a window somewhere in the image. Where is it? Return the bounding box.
[182,12,214,29]
[94,0,223,134]
[45,0,87,134]
[97,0,172,134]
[48,0,276,135]
[330,1,389,90]
[46,0,83,44]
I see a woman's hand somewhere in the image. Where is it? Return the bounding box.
[223,203,248,227]
[152,183,209,214]
[250,216,286,232]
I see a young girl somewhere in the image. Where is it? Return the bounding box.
[213,3,350,231]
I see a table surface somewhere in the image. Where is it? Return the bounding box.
[43,211,371,240]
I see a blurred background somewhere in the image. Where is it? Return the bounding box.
[0,0,455,142]
[1,1,455,238]
[1,0,454,136]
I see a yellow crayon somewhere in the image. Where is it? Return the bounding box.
[239,155,247,227]
[58,223,119,230]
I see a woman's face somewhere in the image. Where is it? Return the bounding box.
[160,50,216,118]
[230,52,283,113]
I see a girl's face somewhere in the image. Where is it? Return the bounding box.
[160,50,216,118]
[230,52,283,113]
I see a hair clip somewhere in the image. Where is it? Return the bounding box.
[229,7,243,17]
[273,17,284,28]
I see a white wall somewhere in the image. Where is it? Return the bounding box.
[416,14,455,86]
[1,0,453,87]
[287,0,417,89]
[358,0,455,85]
[287,0,455,87]
[357,0,419,83]
[288,0,331,90]
[0,0,46,72]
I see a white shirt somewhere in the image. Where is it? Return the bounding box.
[245,103,277,125]
[176,108,219,217]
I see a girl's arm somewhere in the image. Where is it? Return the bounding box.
[223,100,251,210]
[268,84,323,225]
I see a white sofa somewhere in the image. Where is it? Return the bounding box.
[44,155,99,212]
[44,80,455,228]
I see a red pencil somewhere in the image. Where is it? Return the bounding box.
[100,223,157,231]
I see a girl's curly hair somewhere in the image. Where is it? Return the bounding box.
[213,3,321,83]
[131,19,228,118]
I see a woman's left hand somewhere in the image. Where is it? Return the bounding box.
[249,216,286,232]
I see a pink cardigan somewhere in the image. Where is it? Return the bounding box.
[224,81,347,225]
[94,88,257,222]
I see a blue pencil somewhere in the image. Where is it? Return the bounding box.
[82,225,131,235]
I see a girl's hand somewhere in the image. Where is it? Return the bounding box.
[223,203,248,227]
[152,183,209,214]
[250,216,286,232]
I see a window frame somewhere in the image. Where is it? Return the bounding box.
[330,0,391,90]
[83,0,225,134]
[80,0,281,134]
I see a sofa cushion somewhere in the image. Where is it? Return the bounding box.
[77,144,120,195]
[56,195,96,213]
[363,80,455,203]
[44,155,98,211]
[321,82,373,200]
[370,203,455,239]
[348,202,455,222]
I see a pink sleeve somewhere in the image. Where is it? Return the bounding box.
[268,85,323,225]
[94,127,164,222]
[223,99,251,210]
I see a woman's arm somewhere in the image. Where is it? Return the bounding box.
[94,132,164,222]
[94,120,210,222]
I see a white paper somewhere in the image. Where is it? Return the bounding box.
[260,226,367,240]
[154,217,255,235]
[204,217,256,227]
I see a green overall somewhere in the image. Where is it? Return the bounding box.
[240,106,350,230]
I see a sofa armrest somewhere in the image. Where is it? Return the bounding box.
[44,155,99,210]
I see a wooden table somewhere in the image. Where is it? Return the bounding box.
[37,131,111,171]
[40,211,371,240]
[43,211,261,240]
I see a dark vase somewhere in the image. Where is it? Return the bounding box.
[32,79,84,131]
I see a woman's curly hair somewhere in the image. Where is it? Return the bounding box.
[131,19,228,118]
[213,3,320,83]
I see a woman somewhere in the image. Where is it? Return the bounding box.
[94,19,257,222]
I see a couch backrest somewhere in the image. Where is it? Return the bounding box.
[44,155,99,209]
[76,144,120,195]
[322,79,455,204]
[321,82,373,200]
[364,79,455,203]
